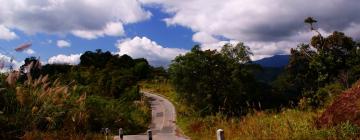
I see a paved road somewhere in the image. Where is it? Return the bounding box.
[114,92,188,140]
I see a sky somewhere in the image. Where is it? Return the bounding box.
[0,0,359,69]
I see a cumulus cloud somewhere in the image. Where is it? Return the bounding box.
[0,25,17,40]
[0,0,150,39]
[48,54,81,65]
[141,0,360,58]
[0,53,22,72]
[24,49,35,55]
[72,22,125,39]
[57,40,71,48]
[116,36,188,66]
[193,32,219,44]
[200,29,331,61]
[201,40,239,51]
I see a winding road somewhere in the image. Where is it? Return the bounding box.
[114,92,188,140]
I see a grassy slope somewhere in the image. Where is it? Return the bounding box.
[0,75,151,139]
[140,80,359,140]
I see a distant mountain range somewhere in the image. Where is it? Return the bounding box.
[254,55,290,68]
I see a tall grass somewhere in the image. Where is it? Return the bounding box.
[141,80,360,140]
[0,73,150,139]
[179,110,359,140]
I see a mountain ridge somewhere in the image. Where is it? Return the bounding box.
[254,55,290,68]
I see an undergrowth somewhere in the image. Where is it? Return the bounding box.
[0,73,150,139]
[141,80,360,140]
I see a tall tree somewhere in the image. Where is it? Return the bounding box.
[276,17,360,107]
[169,43,263,115]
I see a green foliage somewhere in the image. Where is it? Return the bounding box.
[86,95,149,134]
[272,18,360,108]
[277,31,360,108]
[0,75,150,139]
[18,56,42,82]
[220,42,252,64]
[0,50,153,139]
[40,50,152,98]
[300,83,344,109]
[142,80,360,140]
[169,43,266,115]
[133,59,151,80]
[256,67,284,83]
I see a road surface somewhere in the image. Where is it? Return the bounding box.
[114,92,188,140]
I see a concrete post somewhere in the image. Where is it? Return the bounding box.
[119,128,124,140]
[105,128,110,140]
[217,129,225,140]
[147,129,152,140]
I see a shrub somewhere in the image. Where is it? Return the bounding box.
[299,83,344,109]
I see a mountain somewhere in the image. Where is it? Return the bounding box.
[254,55,290,68]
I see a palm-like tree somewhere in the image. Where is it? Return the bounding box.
[304,17,317,30]
[304,17,324,50]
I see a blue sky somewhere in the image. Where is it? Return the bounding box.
[0,5,195,66]
[0,0,359,68]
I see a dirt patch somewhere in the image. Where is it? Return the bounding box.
[316,81,360,128]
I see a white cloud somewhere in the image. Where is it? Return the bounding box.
[200,30,322,61]
[116,36,188,66]
[0,25,17,40]
[57,40,71,48]
[0,53,22,72]
[104,22,125,36]
[24,49,35,55]
[0,0,150,39]
[193,32,219,44]
[344,23,360,40]
[72,22,125,39]
[200,40,277,61]
[48,54,81,65]
[201,40,239,51]
[141,0,360,58]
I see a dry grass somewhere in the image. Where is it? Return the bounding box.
[140,80,176,99]
[141,80,360,140]
[179,109,360,140]
[1,73,151,139]
[179,110,318,140]
[317,80,360,128]
[22,131,107,140]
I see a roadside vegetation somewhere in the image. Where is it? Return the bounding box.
[142,81,360,140]
[142,18,360,140]
[0,50,152,139]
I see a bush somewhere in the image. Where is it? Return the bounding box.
[299,83,344,109]
[86,95,150,134]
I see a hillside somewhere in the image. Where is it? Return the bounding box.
[254,55,290,68]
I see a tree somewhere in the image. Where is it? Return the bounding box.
[133,59,151,80]
[304,17,317,30]
[277,18,360,108]
[169,43,263,115]
[220,42,252,64]
[80,49,112,68]
[19,57,42,82]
